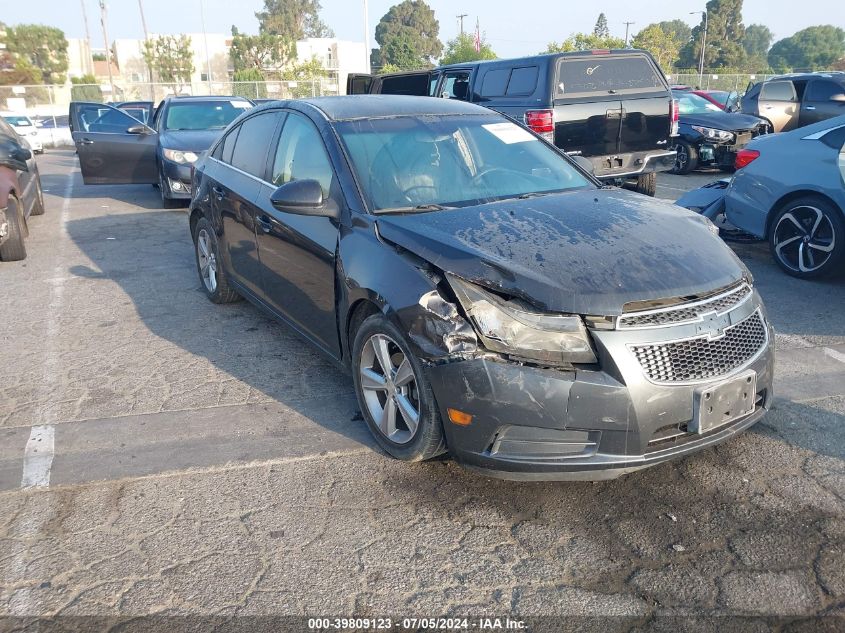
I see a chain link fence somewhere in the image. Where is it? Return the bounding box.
[666,73,777,92]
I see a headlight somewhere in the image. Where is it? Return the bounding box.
[447,274,597,365]
[163,148,198,164]
[691,125,735,143]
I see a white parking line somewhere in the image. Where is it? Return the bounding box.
[21,425,55,488]
[824,347,845,364]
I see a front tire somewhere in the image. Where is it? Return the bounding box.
[352,314,446,461]
[0,196,27,262]
[769,197,845,279]
[670,140,698,175]
[192,217,240,303]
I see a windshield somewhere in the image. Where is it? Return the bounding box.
[335,114,593,211]
[163,101,252,131]
[3,115,33,127]
[674,92,723,115]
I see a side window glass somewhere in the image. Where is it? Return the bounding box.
[440,73,471,101]
[270,112,335,198]
[761,81,795,102]
[76,104,141,134]
[480,69,510,97]
[230,112,279,178]
[507,66,538,96]
[220,126,239,163]
[807,80,845,102]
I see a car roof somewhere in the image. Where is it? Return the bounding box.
[161,95,252,103]
[438,48,656,72]
[282,95,490,121]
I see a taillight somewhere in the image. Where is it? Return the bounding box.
[524,109,554,142]
[734,149,760,169]
[670,99,679,136]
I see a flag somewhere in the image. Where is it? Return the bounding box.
[474,19,481,53]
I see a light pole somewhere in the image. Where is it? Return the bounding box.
[80,0,94,75]
[99,0,115,99]
[691,10,708,88]
[200,0,213,92]
[363,0,370,72]
[623,21,635,47]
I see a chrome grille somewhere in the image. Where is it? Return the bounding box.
[630,310,767,384]
[618,284,752,329]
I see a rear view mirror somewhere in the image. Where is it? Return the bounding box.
[126,124,151,134]
[270,179,337,218]
[571,155,596,176]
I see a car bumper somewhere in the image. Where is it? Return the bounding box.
[161,160,193,199]
[426,296,774,481]
[589,150,677,179]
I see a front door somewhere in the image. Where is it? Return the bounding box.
[254,111,340,356]
[758,81,799,132]
[68,102,158,184]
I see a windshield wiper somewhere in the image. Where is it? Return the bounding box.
[375,204,455,214]
[516,192,554,199]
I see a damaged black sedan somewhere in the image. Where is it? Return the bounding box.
[188,96,774,480]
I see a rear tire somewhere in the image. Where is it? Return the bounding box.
[0,196,27,262]
[192,217,241,303]
[768,196,845,279]
[670,140,698,175]
[633,172,657,197]
[30,177,45,215]
[351,314,446,462]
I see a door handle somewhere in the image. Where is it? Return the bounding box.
[78,138,94,145]
[804,105,816,111]
[211,186,224,200]
[256,215,273,233]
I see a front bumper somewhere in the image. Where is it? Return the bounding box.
[426,293,774,480]
[160,159,193,199]
[589,150,677,179]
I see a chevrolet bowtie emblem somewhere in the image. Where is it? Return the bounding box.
[697,311,731,340]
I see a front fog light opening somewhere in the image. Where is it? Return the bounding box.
[168,179,189,193]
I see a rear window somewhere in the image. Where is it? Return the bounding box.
[507,66,538,95]
[230,112,279,178]
[555,56,663,96]
[480,69,510,97]
[760,81,796,101]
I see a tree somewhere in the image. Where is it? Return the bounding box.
[742,24,773,71]
[441,33,496,65]
[256,0,333,40]
[229,26,296,75]
[632,24,680,70]
[593,13,610,38]
[375,1,442,68]
[6,24,69,84]
[142,35,194,88]
[678,0,747,69]
[656,20,692,48]
[70,74,103,101]
[232,68,268,99]
[282,56,328,97]
[545,33,626,54]
[768,26,845,72]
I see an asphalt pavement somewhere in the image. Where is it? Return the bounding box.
[0,152,843,629]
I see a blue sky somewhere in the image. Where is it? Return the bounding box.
[4,0,843,58]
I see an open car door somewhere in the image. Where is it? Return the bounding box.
[115,101,155,125]
[346,73,374,95]
[69,101,158,185]
[346,71,434,96]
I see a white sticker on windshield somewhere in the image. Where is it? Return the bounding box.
[482,122,536,144]
[231,101,253,109]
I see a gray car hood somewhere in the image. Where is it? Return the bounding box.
[376,188,747,316]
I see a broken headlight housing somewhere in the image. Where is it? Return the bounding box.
[447,274,597,365]
[691,125,735,143]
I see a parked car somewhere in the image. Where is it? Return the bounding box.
[1,112,43,153]
[694,90,740,112]
[188,95,773,480]
[741,72,845,132]
[0,117,45,262]
[670,90,768,174]
[34,115,73,148]
[347,50,678,196]
[68,96,253,207]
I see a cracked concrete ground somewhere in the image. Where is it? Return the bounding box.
[0,153,843,630]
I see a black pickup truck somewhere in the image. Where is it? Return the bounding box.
[348,50,678,196]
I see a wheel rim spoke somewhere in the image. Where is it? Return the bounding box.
[775,234,802,256]
[809,208,823,238]
[781,212,807,235]
[380,397,397,437]
[361,367,388,391]
[395,393,419,436]
[394,357,414,387]
[198,235,209,257]
[371,336,394,375]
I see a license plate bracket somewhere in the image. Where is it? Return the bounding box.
[691,370,757,434]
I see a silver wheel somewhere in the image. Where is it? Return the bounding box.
[196,228,218,293]
[773,205,836,274]
[674,143,689,172]
[358,333,421,445]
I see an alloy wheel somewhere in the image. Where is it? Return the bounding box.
[773,205,836,274]
[358,333,421,445]
[674,143,688,171]
[196,228,218,292]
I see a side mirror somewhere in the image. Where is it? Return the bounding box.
[127,124,151,134]
[571,155,596,176]
[13,146,32,163]
[270,179,337,218]
[831,94,845,103]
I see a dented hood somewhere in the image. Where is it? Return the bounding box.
[376,188,746,316]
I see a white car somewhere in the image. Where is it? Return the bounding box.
[0,112,43,153]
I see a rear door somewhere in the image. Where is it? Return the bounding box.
[68,102,158,184]
[758,80,799,132]
[346,73,374,95]
[377,71,433,96]
[801,79,845,125]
